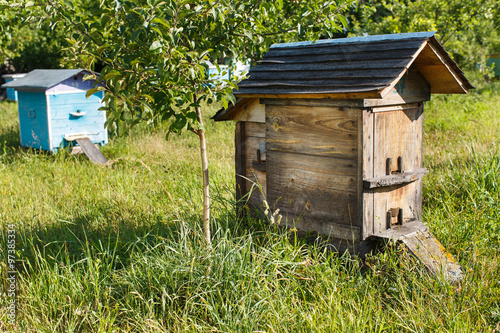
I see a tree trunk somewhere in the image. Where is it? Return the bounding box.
[194,99,211,245]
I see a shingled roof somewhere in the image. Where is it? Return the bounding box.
[1,69,97,91]
[234,31,473,99]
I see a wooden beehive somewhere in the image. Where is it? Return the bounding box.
[214,32,473,260]
[1,69,107,152]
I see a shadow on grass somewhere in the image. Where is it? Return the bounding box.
[3,193,263,275]
[12,216,181,273]
[0,124,20,150]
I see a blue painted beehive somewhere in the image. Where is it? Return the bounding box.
[1,69,107,152]
[2,73,26,101]
[206,61,229,84]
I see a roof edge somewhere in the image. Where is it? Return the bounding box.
[426,37,475,92]
[212,99,244,121]
[1,69,100,90]
[271,31,436,49]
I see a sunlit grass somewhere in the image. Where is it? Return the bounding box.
[1,76,499,331]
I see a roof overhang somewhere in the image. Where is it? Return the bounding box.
[233,32,473,102]
[1,69,99,91]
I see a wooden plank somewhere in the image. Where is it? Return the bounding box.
[244,135,267,206]
[363,168,428,189]
[372,220,428,240]
[361,109,374,239]
[372,220,463,281]
[258,48,417,64]
[379,41,428,99]
[239,78,394,88]
[260,98,364,108]
[412,42,470,93]
[364,68,431,107]
[237,86,387,96]
[263,41,424,58]
[213,98,265,123]
[249,68,402,81]
[231,98,265,123]
[266,150,358,224]
[369,103,421,113]
[235,91,383,100]
[402,230,463,282]
[266,105,358,159]
[372,182,422,232]
[279,211,361,242]
[372,108,423,176]
[75,137,107,165]
[244,121,266,138]
[235,122,246,203]
[371,107,424,234]
[417,65,466,94]
[249,59,410,72]
[415,104,424,216]
[357,110,364,239]
[424,41,469,93]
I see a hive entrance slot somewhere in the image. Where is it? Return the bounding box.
[387,208,403,229]
[386,156,403,175]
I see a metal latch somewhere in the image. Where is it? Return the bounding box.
[252,140,266,172]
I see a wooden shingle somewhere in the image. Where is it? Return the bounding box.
[234,31,472,99]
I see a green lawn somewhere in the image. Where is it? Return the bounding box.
[1,77,499,332]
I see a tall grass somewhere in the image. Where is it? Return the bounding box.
[1,78,499,332]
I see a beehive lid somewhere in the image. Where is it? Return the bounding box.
[235,31,473,99]
[1,69,98,91]
[2,73,27,80]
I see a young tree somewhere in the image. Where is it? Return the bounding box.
[13,0,351,244]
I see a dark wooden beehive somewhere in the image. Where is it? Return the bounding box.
[214,32,473,256]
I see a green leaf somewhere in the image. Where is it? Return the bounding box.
[149,40,162,51]
[338,14,348,28]
[85,88,98,98]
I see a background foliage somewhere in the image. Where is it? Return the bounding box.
[349,0,500,74]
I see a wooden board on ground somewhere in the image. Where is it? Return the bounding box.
[372,221,463,282]
[403,230,463,282]
[75,137,108,165]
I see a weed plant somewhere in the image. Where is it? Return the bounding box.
[0,77,499,332]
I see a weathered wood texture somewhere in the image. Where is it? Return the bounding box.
[369,105,424,234]
[242,122,267,207]
[266,104,360,241]
[75,137,107,165]
[234,122,246,203]
[280,211,361,243]
[414,42,470,94]
[267,151,357,225]
[363,168,428,188]
[261,98,365,108]
[361,109,374,239]
[232,32,472,99]
[266,105,358,159]
[402,229,463,282]
[237,91,382,100]
[372,220,427,240]
[372,220,463,281]
[365,68,431,107]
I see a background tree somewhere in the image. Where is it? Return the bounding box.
[0,0,84,86]
[349,0,500,74]
[16,0,352,244]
